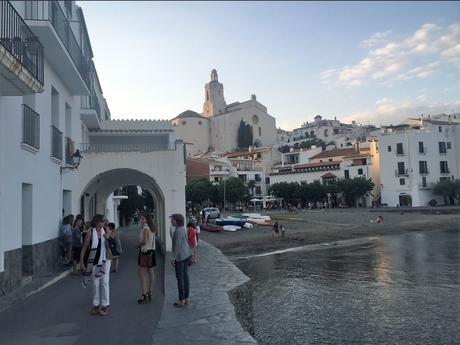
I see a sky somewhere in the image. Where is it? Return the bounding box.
[78,1,460,130]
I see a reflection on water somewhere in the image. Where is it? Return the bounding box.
[236,229,460,345]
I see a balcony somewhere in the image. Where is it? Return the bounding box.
[0,1,44,95]
[440,168,450,175]
[418,182,435,189]
[80,89,101,129]
[419,169,429,175]
[24,1,90,95]
[51,125,63,160]
[21,104,40,150]
[395,169,409,177]
[79,142,174,153]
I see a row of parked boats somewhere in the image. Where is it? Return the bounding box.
[201,213,272,232]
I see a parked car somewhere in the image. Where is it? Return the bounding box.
[202,207,220,219]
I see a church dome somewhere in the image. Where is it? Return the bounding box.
[173,110,205,120]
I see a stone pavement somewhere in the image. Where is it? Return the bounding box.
[152,240,257,345]
[0,225,164,345]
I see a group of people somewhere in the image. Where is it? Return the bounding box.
[272,221,286,240]
[69,211,198,316]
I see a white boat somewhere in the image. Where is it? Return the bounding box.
[242,213,271,221]
[243,222,254,229]
[223,225,241,232]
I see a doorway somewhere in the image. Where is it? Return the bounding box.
[21,183,33,277]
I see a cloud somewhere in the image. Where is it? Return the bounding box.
[321,22,459,88]
[341,98,460,126]
[362,30,392,48]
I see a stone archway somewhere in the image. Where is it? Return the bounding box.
[80,168,167,251]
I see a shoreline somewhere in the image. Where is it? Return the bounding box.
[201,208,460,258]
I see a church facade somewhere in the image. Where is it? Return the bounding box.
[171,70,278,156]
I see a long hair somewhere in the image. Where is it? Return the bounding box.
[143,213,155,233]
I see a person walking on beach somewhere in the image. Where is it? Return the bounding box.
[137,214,156,304]
[80,214,112,316]
[171,214,192,307]
[272,221,280,240]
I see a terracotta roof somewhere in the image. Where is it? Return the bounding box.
[310,148,356,160]
[343,151,372,159]
[293,161,341,170]
[224,148,269,158]
[172,110,206,120]
[321,172,337,179]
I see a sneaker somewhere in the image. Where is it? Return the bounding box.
[99,306,109,316]
[90,306,100,315]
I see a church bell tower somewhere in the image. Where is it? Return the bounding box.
[202,69,226,118]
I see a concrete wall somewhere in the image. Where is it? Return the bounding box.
[172,117,210,156]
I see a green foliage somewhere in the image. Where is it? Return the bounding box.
[269,182,300,203]
[247,180,256,195]
[219,177,247,204]
[237,120,253,149]
[433,179,460,204]
[336,177,374,206]
[186,178,218,204]
[118,186,146,224]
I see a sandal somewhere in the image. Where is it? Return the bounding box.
[90,306,100,315]
[137,293,149,304]
[99,306,109,316]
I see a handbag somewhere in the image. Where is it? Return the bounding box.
[139,250,154,267]
[106,237,120,259]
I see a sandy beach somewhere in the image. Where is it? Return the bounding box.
[200,207,460,257]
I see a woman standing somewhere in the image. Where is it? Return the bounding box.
[171,214,192,307]
[71,217,83,274]
[80,214,112,316]
[137,214,156,304]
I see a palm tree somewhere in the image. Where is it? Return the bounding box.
[247,180,256,196]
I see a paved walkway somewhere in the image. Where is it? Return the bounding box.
[152,240,257,345]
[0,225,164,345]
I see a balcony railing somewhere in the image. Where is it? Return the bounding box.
[79,142,173,153]
[440,168,450,174]
[22,104,40,149]
[65,136,75,165]
[395,169,409,177]
[25,1,90,89]
[51,125,62,160]
[0,1,44,84]
[81,88,101,120]
[418,182,435,189]
[419,169,429,175]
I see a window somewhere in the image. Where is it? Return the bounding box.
[344,170,350,179]
[447,142,451,149]
[387,146,392,152]
[324,129,328,137]
[439,142,447,154]
[265,177,270,184]
[198,121,202,125]
[397,162,406,175]
[418,141,425,153]
[419,161,428,174]
[422,176,427,188]
[440,161,449,174]
[182,121,187,125]
[252,115,259,124]
[255,186,262,194]
[214,177,219,182]
[258,127,262,136]
[361,158,367,165]
[438,126,442,133]
[358,168,363,175]
[329,158,333,162]
[396,143,404,155]
[399,178,405,185]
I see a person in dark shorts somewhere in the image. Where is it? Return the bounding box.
[272,221,280,240]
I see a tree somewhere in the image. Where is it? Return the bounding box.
[237,120,253,148]
[336,177,374,207]
[118,185,145,225]
[247,180,256,196]
[433,179,460,205]
[186,178,218,205]
[269,182,300,203]
[219,177,247,204]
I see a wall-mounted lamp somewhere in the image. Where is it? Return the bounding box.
[61,149,83,175]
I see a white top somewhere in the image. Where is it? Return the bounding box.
[140,224,155,252]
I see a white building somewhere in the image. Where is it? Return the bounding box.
[270,144,380,207]
[376,118,460,207]
[0,1,185,294]
[172,69,278,156]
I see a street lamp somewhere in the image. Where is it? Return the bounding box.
[60,149,83,175]
[223,169,230,213]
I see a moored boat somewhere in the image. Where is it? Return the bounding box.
[200,223,224,232]
[222,225,241,232]
[215,219,247,226]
